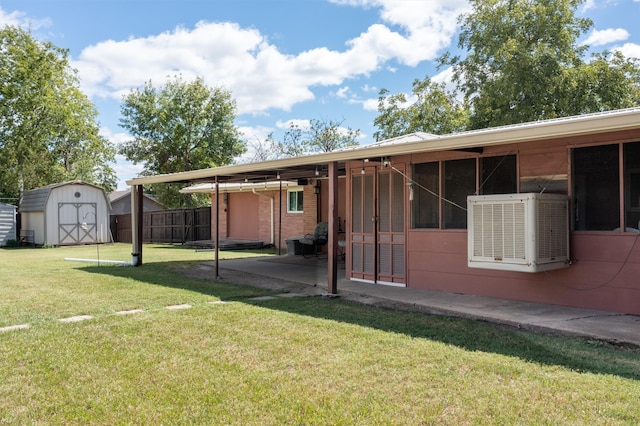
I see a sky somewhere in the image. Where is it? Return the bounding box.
[1,0,639,190]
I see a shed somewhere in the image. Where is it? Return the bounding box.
[108,189,165,215]
[0,202,17,246]
[19,181,112,246]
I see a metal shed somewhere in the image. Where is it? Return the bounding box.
[0,202,17,246]
[19,181,112,246]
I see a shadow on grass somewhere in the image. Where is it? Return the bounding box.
[82,260,640,381]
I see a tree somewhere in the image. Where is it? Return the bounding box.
[119,76,246,207]
[0,26,116,201]
[373,78,470,141]
[440,0,640,129]
[268,118,360,159]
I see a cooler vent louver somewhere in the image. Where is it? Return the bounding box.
[467,193,569,273]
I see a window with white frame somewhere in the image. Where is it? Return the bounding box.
[287,189,304,213]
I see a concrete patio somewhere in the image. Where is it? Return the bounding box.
[203,255,640,348]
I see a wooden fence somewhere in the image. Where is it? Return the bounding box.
[110,207,211,244]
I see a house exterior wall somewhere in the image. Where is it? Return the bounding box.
[210,182,324,249]
[345,129,640,315]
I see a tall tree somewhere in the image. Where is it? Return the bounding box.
[265,118,360,159]
[441,0,640,129]
[119,76,246,207]
[0,26,116,201]
[373,78,470,141]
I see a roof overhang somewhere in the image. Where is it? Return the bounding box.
[181,181,300,194]
[127,107,640,187]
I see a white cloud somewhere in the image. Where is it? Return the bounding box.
[69,0,469,117]
[616,43,640,60]
[335,86,350,98]
[362,97,379,111]
[582,28,630,46]
[0,7,50,29]
[337,0,470,66]
[581,0,597,12]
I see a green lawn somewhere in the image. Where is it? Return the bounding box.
[1,243,639,424]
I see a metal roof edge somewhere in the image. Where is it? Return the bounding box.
[127,107,640,186]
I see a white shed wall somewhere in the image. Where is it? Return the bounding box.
[22,212,45,245]
[44,184,111,245]
[0,204,17,246]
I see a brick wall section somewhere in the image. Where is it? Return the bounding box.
[209,193,228,239]
[209,184,321,249]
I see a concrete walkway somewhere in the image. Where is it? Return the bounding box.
[214,255,640,347]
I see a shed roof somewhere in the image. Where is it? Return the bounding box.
[19,181,111,213]
[108,189,163,205]
[127,107,640,187]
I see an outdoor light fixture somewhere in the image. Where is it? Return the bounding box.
[361,160,366,175]
[382,157,391,167]
[315,166,320,176]
[314,185,321,195]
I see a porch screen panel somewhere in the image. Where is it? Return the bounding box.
[392,244,405,276]
[352,175,362,233]
[378,243,390,275]
[392,171,404,232]
[379,168,406,283]
[363,174,375,234]
[351,243,363,273]
[379,172,390,233]
[363,244,374,273]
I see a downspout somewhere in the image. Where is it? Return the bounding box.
[252,188,274,246]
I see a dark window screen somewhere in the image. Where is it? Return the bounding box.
[480,155,517,195]
[443,158,476,229]
[411,162,439,228]
[624,142,640,231]
[573,144,619,231]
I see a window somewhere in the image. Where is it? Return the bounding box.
[287,189,303,213]
[573,144,620,231]
[411,155,517,230]
[411,162,439,228]
[443,159,476,229]
[624,142,640,231]
[480,155,517,195]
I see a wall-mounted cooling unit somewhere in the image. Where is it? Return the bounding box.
[467,193,569,273]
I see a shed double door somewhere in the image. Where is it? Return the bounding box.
[350,165,406,285]
[58,203,98,245]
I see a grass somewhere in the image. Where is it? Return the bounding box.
[1,243,639,424]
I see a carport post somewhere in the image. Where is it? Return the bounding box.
[214,178,220,279]
[327,161,338,294]
[131,184,143,266]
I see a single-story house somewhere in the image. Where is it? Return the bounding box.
[19,181,111,246]
[126,107,640,315]
[108,189,165,215]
